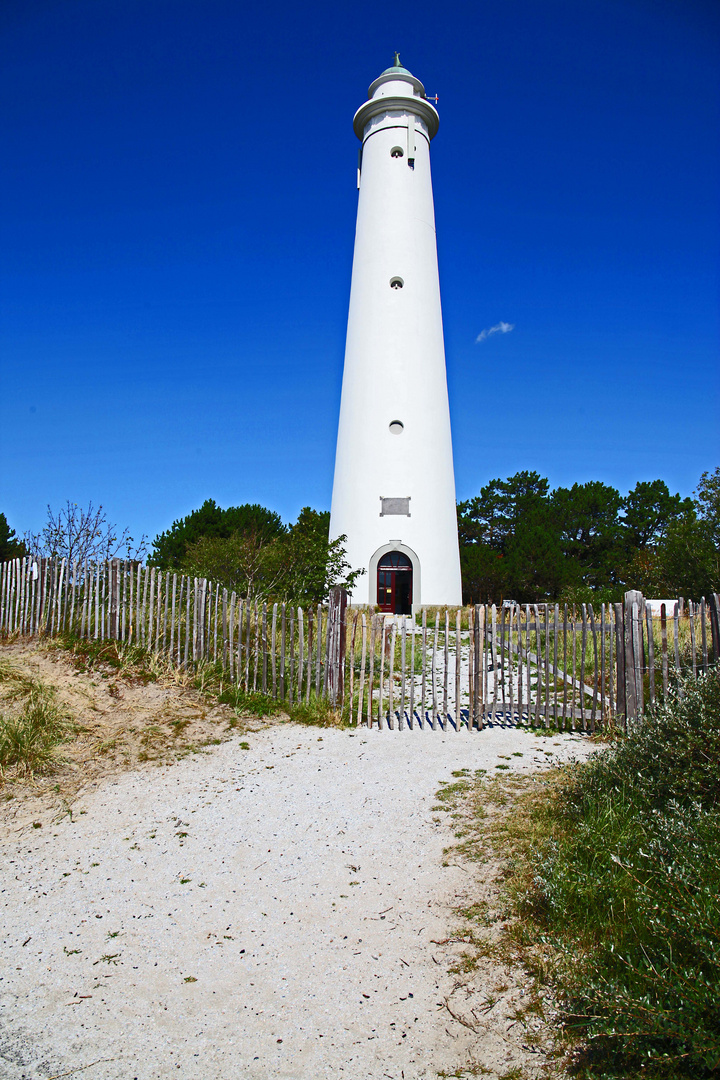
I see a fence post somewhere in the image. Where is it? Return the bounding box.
[326,586,348,706]
[709,594,720,664]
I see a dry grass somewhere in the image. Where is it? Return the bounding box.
[0,637,266,829]
[430,769,579,1079]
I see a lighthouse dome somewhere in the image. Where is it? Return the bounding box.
[368,53,426,100]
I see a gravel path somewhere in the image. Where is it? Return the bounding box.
[1,722,592,1079]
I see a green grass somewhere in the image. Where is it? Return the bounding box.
[493,666,720,1079]
[0,660,72,779]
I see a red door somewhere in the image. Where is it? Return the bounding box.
[377,552,413,614]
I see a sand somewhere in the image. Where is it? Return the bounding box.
[0,721,594,1080]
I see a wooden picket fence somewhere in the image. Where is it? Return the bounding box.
[1,557,718,733]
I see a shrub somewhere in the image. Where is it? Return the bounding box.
[525,667,720,1078]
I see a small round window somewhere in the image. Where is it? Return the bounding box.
[389,420,404,435]
[390,146,404,158]
[389,277,404,290]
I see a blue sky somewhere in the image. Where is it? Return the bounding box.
[1,0,718,547]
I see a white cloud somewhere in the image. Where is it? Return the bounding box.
[476,321,514,343]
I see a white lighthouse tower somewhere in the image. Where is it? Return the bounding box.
[329,54,462,612]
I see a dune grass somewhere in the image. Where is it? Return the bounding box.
[482,667,720,1078]
[0,658,72,778]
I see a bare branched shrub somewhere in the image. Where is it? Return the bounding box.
[24,501,147,565]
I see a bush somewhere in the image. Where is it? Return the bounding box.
[527,668,720,1078]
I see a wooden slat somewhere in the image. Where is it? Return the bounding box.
[134,564,141,644]
[261,603,269,693]
[193,579,200,664]
[553,604,559,727]
[490,604,498,722]
[94,562,100,640]
[162,570,169,652]
[507,605,515,723]
[29,561,38,636]
[236,598,243,683]
[348,611,357,724]
[316,605,323,699]
[524,605,530,724]
[305,606,312,704]
[701,597,708,673]
[378,619,387,729]
[227,591,235,679]
[288,609,295,703]
[673,601,681,675]
[646,602,656,705]
[579,604,587,731]
[323,602,332,699]
[442,610,449,722]
[387,622,396,730]
[166,574,175,660]
[543,605,550,727]
[588,604,598,733]
[0,561,6,632]
[531,604,540,725]
[245,599,252,690]
[68,561,77,637]
[149,568,157,651]
[399,617,406,731]
[408,614,415,730]
[17,558,25,635]
[253,600,260,692]
[271,602,278,696]
[455,609,462,732]
[600,604,606,722]
[421,609,427,727]
[210,581,217,661]
[467,608,475,731]
[367,615,377,728]
[357,613,367,725]
[280,603,286,700]
[295,606,303,702]
[660,603,668,699]
[612,603,623,726]
[183,577,191,667]
[634,599,644,715]
[689,601,697,678]
[475,605,485,730]
[516,606,523,723]
[497,605,505,711]
[220,588,227,670]
[430,612,439,731]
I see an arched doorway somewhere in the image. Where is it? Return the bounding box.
[377,551,413,614]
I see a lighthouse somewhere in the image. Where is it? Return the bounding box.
[329,55,462,612]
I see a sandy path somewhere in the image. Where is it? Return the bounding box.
[0,723,592,1079]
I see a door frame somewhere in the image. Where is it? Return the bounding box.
[369,543,420,612]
